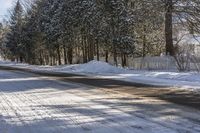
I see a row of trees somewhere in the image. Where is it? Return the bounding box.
[0,0,200,66]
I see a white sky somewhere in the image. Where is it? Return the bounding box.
[0,0,15,22]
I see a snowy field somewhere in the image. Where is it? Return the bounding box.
[0,60,200,91]
[0,70,200,133]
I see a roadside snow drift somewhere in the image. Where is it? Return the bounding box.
[0,60,200,90]
[55,60,125,74]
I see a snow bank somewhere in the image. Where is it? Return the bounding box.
[125,71,200,82]
[0,60,200,90]
[59,60,125,74]
[111,71,200,90]
[0,60,12,65]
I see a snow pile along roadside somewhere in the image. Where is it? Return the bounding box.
[109,71,200,90]
[58,60,125,74]
[0,60,13,65]
[0,60,200,90]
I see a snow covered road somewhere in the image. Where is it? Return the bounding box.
[0,70,200,133]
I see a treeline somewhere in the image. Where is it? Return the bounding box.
[0,0,200,66]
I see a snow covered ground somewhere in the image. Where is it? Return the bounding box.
[0,60,200,90]
[0,70,200,133]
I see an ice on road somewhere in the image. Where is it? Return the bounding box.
[0,70,200,133]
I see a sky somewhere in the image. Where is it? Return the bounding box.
[0,0,15,22]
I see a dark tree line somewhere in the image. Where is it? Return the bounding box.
[0,0,200,66]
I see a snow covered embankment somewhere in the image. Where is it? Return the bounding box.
[0,60,200,90]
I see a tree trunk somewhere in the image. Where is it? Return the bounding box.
[105,50,108,63]
[81,35,86,63]
[121,53,127,67]
[63,46,67,64]
[53,56,56,66]
[19,56,23,63]
[84,36,88,63]
[142,25,146,57]
[67,46,73,64]
[88,37,94,61]
[113,44,118,66]
[39,52,43,65]
[165,0,174,56]
[96,40,100,61]
[57,46,61,65]
[121,53,124,67]
[123,54,127,67]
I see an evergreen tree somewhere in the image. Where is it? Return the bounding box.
[6,0,24,62]
[0,23,3,42]
[0,23,3,55]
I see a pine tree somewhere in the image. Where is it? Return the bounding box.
[6,0,24,62]
[103,0,135,66]
[0,23,3,55]
[0,23,3,42]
